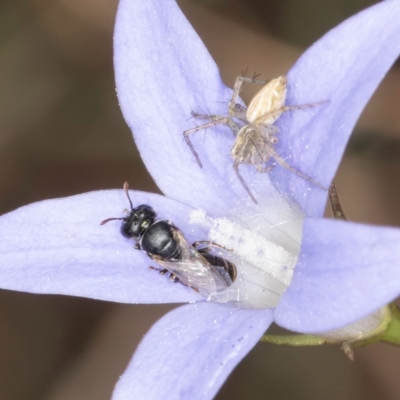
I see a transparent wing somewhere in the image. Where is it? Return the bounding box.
[151,230,231,296]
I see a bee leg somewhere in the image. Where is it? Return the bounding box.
[192,240,232,252]
[192,240,213,252]
[149,266,181,284]
[193,241,234,255]
[169,273,180,283]
[134,243,141,250]
[148,265,168,275]
[209,242,232,252]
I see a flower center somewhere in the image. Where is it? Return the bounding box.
[190,194,304,309]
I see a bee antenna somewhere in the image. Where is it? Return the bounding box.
[100,217,125,225]
[123,181,134,211]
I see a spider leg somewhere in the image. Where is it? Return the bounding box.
[264,145,325,190]
[229,75,270,117]
[183,115,231,168]
[328,181,347,220]
[233,161,258,204]
[253,100,328,126]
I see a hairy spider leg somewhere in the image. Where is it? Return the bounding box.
[228,75,269,118]
[252,100,328,127]
[183,114,242,168]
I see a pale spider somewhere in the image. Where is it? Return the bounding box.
[184,75,326,203]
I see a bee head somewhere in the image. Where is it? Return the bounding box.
[101,182,157,239]
[121,204,156,238]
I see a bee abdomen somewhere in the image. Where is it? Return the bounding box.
[201,253,237,285]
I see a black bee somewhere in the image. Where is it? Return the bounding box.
[101,182,237,295]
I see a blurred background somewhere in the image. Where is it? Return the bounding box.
[1,0,400,399]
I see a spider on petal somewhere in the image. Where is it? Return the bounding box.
[184,75,327,203]
[1,1,400,400]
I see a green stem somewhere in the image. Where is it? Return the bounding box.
[380,303,400,346]
[260,334,336,346]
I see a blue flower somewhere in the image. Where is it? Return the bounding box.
[1,0,400,398]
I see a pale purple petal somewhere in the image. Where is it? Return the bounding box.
[115,0,400,214]
[274,218,400,333]
[0,190,205,304]
[114,0,235,214]
[114,0,303,210]
[112,302,272,400]
[276,0,400,217]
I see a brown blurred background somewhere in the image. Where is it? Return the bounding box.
[1,0,400,399]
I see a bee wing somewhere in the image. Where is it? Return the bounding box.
[152,230,230,295]
[246,76,287,125]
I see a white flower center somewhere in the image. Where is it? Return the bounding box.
[190,194,304,309]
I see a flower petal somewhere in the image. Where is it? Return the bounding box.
[114,0,235,213]
[274,0,400,217]
[112,302,272,400]
[274,218,400,332]
[114,0,288,210]
[0,190,206,304]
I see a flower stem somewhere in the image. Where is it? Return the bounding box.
[380,302,400,346]
[260,334,336,346]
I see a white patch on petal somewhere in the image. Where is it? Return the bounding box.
[208,217,296,286]
[190,194,304,309]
